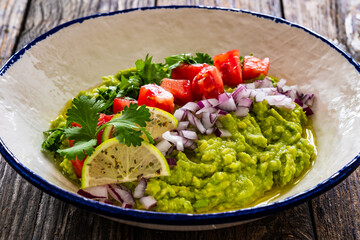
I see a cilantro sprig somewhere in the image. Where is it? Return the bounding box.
[55,96,153,160]
[164,53,214,70]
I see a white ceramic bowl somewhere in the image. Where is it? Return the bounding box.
[1,6,360,231]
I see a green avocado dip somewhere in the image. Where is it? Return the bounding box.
[42,52,316,214]
[145,101,315,213]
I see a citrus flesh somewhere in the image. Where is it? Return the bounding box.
[81,138,170,188]
[102,107,178,142]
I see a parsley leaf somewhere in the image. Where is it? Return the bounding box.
[57,139,97,160]
[103,104,154,147]
[165,52,214,70]
[65,96,105,141]
[135,54,170,85]
[42,128,66,155]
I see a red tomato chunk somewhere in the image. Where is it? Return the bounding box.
[242,56,270,80]
[213,49,243,87]
[113,98,138,114]
[160,78,193,106]
[192,65,224,100]
[137,84,175,113]
[171,63,209,81]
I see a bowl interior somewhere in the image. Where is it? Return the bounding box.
[1,7,360,210]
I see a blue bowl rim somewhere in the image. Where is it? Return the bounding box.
[1,5,360,226]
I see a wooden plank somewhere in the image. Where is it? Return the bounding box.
[16,0,156,51]
[282,0,360,239]
[0,0,28,66]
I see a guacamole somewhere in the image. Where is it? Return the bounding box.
[42,52,316,214]
[146,101,315,213]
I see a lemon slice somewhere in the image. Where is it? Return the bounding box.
[102,107,178,142]
[81,138,170,188]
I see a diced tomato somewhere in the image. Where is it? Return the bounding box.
[71,122,81,128]
[113,98,138,114]
[213,49,243,87]
[171,63,209,81]
[242,56,270,80]
[160,78,192,106]
[192,65,224,100]
[71,157,85,178]
[137,84,175,113]
[96,113,114,145]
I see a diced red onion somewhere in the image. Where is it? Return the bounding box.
[302,93,315,106]
[197,99,212,109]
[201,112,218,129]
[187,111,206,134]
[139,196,157,210]
[205,128,214,135]
[183,139,195,148]
[155,139,172,155]
[232,85,249,102]
[166,158,177,167]
[162,131,184,151]
[173,108,187,121]
[177,121,190,130]
[265,95,295,109]
[218,93,237,112]
[133,178,147,199]
[98,199,114,205]
[277,78,287,89]
[245,83,256,89]
[217,109,228,115]
[207,98,219,107]
[235,106,250,117]
[78,185,108,200]
[236,97,252,108]
[122,203,133,209]
[196,106,218,115]
[182,102,200,112]
[215,128,232,137]
[294,98,304,107]
[180,130,198,140]
[107,184,123,203]
[303,106,314,115]
[254,91,267,102]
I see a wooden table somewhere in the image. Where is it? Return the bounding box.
[1,0,359,239]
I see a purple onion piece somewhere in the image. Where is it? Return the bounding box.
[134,178,147,199]
[155,139,172,155]
[196,106,218,115]
[205,128,215,135]
[182,102,200,112]
[206,98,219,107]
[183,139,195,148]
[122,203,133,209]
[215,128,232,137]
[236,97,252,108]
[265,95,295,110]
[303,106,314,115]
[235,106,250,117]
[173,108,187,121]
[78,185,108,199]
[107,184,123,203]
[177,121,190,130]
[166,158,177,167]
[140,196,157,210]
[180,130,198,140]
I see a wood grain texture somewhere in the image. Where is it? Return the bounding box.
[0,0,28,66]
